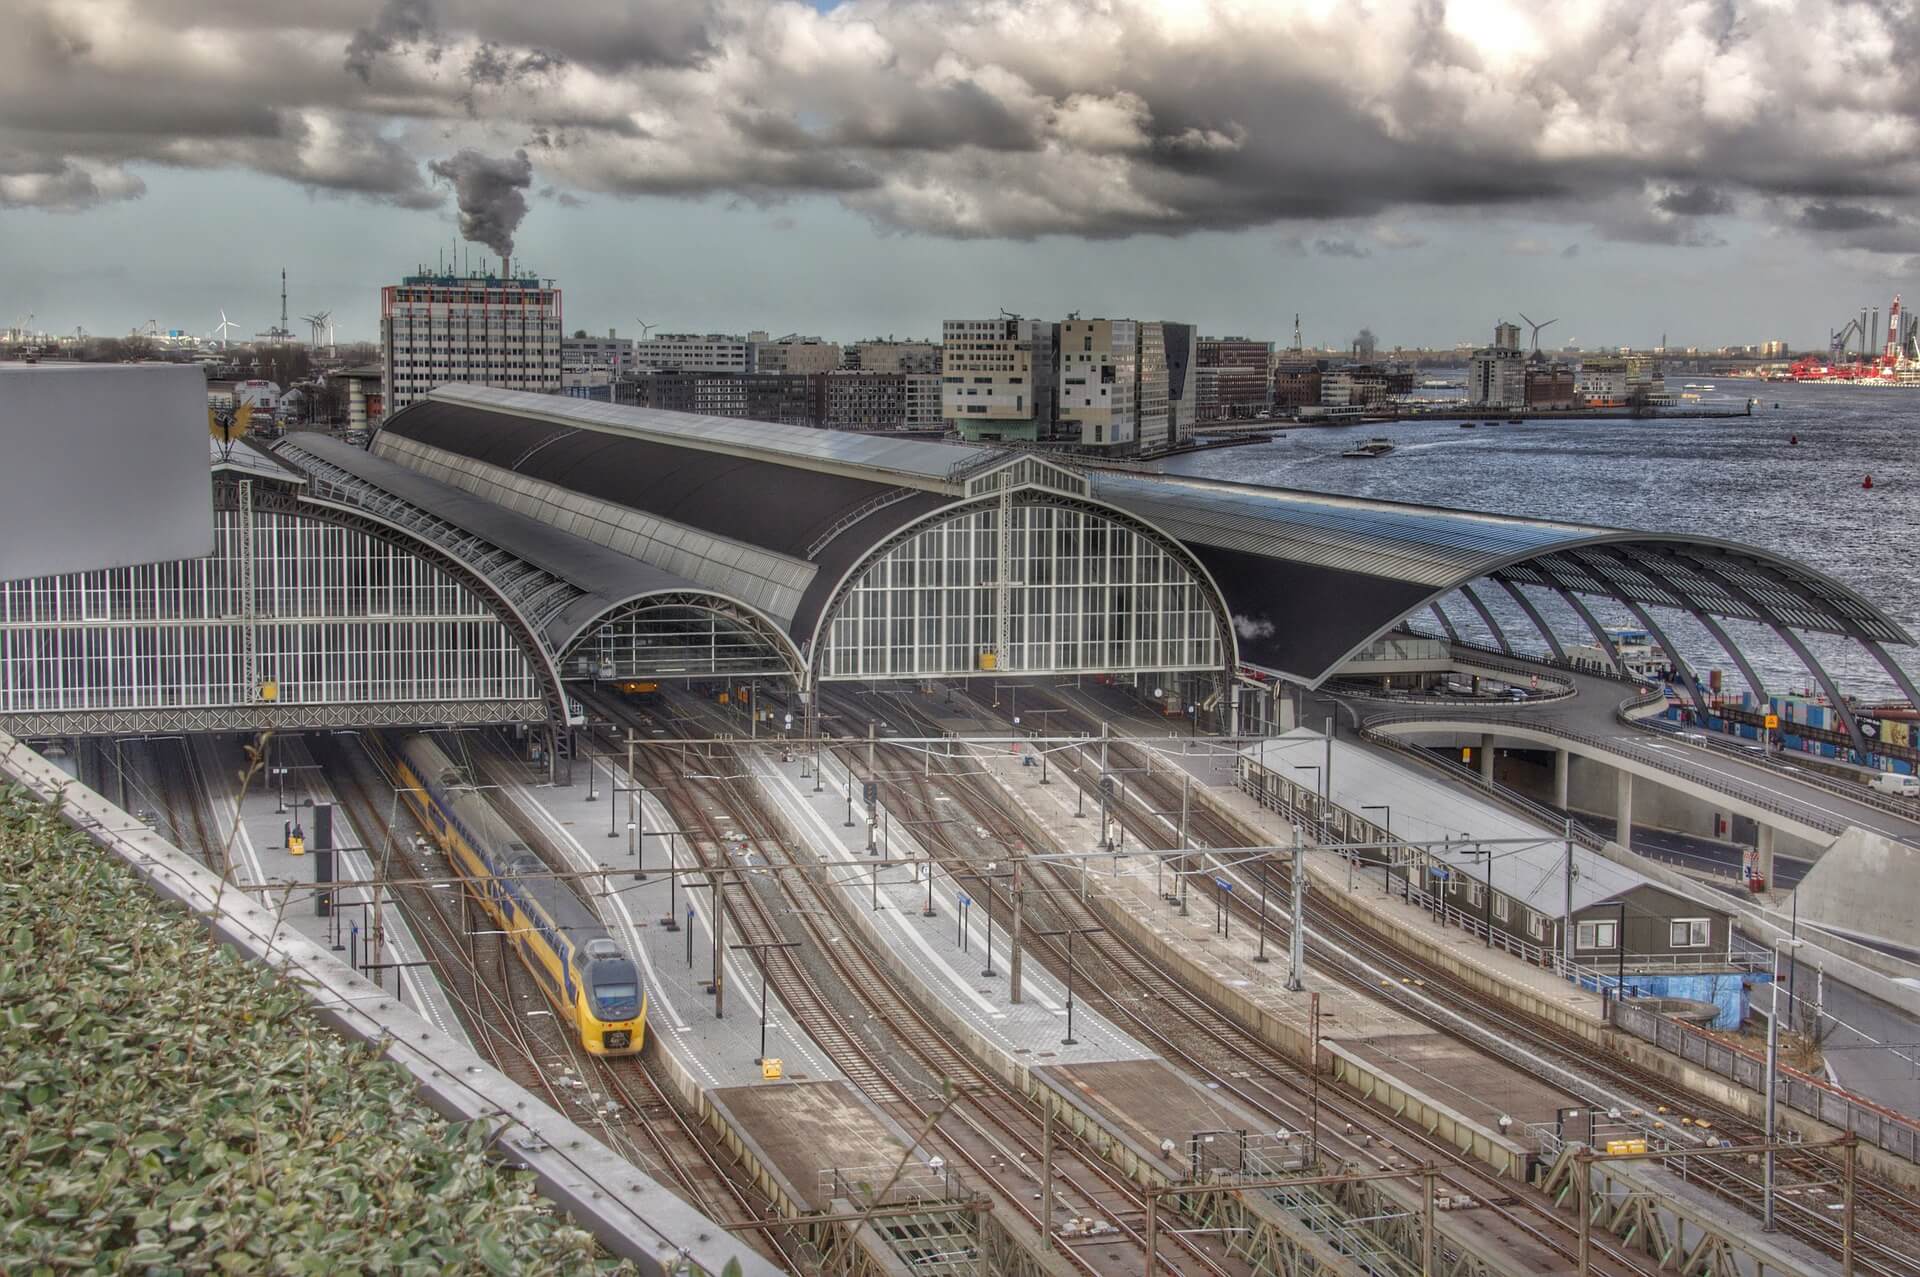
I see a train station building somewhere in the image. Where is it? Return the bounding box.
[3,369,1914,761]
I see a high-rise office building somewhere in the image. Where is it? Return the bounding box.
[380,266,562,419]
[1195,336,1272,420]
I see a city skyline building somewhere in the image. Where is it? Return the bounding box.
[942,317,1059,444]
[379,266,562,419]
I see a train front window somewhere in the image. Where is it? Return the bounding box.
[595,982,638,1009]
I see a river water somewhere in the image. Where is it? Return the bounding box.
[1162,381,1920,703]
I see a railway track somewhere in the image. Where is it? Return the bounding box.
[576,685,1254,1277]
[824,685,1660,1277]
[313,731,794,1263]
[1011,682,1920,1275]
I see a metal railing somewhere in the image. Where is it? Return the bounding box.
[1609,998,1920,1165]
[1435,632,1651,690]
[803,486,928,560]
[1636,713,1920,823]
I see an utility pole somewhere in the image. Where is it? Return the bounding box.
[1009,857,1025,1004]
[626,728,644,881]
[1098,721,1111,850]
[1040,1103,1055,1250]
[1286,822,1306,992]
[1178,773,1191,917]
[710,867,728,1019]
[1563,818,1575,972]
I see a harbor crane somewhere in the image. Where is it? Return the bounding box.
[1828,317,1864,364]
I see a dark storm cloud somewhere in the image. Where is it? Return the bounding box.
[1657,186,1733,216]
[1797,202,1899,232]
[428,148,533,256]
[344,0,437,82]
[4,0,1919,255]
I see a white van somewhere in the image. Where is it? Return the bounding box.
[1868,773,1920,799]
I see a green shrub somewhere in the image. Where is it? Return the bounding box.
[0,785,633,1275]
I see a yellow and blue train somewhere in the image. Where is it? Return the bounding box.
[391,733,647,1056]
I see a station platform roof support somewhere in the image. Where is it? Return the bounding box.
[1084,470,1917,736]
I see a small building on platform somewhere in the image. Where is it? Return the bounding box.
[1237,731,1744,1021]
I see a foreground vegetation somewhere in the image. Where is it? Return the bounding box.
[0,784,630,1274]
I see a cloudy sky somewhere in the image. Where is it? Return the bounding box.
[3,0,1917,349]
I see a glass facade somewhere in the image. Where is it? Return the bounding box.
[822,502,1223,679]
[0,508,540,714]
[571,600,795,679]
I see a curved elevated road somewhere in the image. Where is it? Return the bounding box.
[1341,652,1920,850]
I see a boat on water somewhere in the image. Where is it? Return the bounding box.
[1459,422,1476,429]
[1483,419,1500,426]
[1341,437,1395,458]
[1505,417,1524,425]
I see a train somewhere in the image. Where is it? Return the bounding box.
[389,733,647,1056]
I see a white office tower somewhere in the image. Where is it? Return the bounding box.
[380,265,562,419]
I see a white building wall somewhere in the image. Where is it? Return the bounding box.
[381,275,563,417]
[631,334,753,372]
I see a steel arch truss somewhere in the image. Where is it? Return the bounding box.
[559,592,804,682]
[258,484,570,722]
[806,489,1237,685]
[1435,537,1920,720]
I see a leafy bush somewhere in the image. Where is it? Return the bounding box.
[0,786,632,1275]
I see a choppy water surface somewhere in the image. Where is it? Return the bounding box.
[1162,382,1920,701]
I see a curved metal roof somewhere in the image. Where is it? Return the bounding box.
[1090,470,1913,686]
[278,436,799,665]
[362,390,1910,696]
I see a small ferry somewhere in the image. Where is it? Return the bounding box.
[1341,437,1395,458]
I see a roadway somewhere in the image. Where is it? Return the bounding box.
[1326,656,1920,848]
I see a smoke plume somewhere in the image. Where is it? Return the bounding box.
[428,148,534,258]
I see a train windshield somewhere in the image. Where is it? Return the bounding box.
[593,981,640,1017]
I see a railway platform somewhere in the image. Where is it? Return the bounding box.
[963,735,1579,1174]
[177,733,471,1047]
[467,739,961,1223]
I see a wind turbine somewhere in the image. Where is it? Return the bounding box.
[213,310,239,348]
[635,319,657,339]
[1518,312,1558,353]
[301,310,333,352]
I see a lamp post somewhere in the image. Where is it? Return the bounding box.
[1036,926,1102,1045]
[731,939,801,1066]
[1362,804,1391,894]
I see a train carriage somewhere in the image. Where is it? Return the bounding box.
[389,733,646,1055]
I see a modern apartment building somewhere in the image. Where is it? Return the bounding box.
[561,330,635,372]
[846,340,942,374]
[1057,318,1139,449]
[379,267,562,419]
[821,371,905,430]
[1467,322,1527,408]
[631,332,761,373]
[942,317,1058,443]
[752,335,842,375]
[905,373,945,431]
[1161,322,1197,445]
[691,372,819,427]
